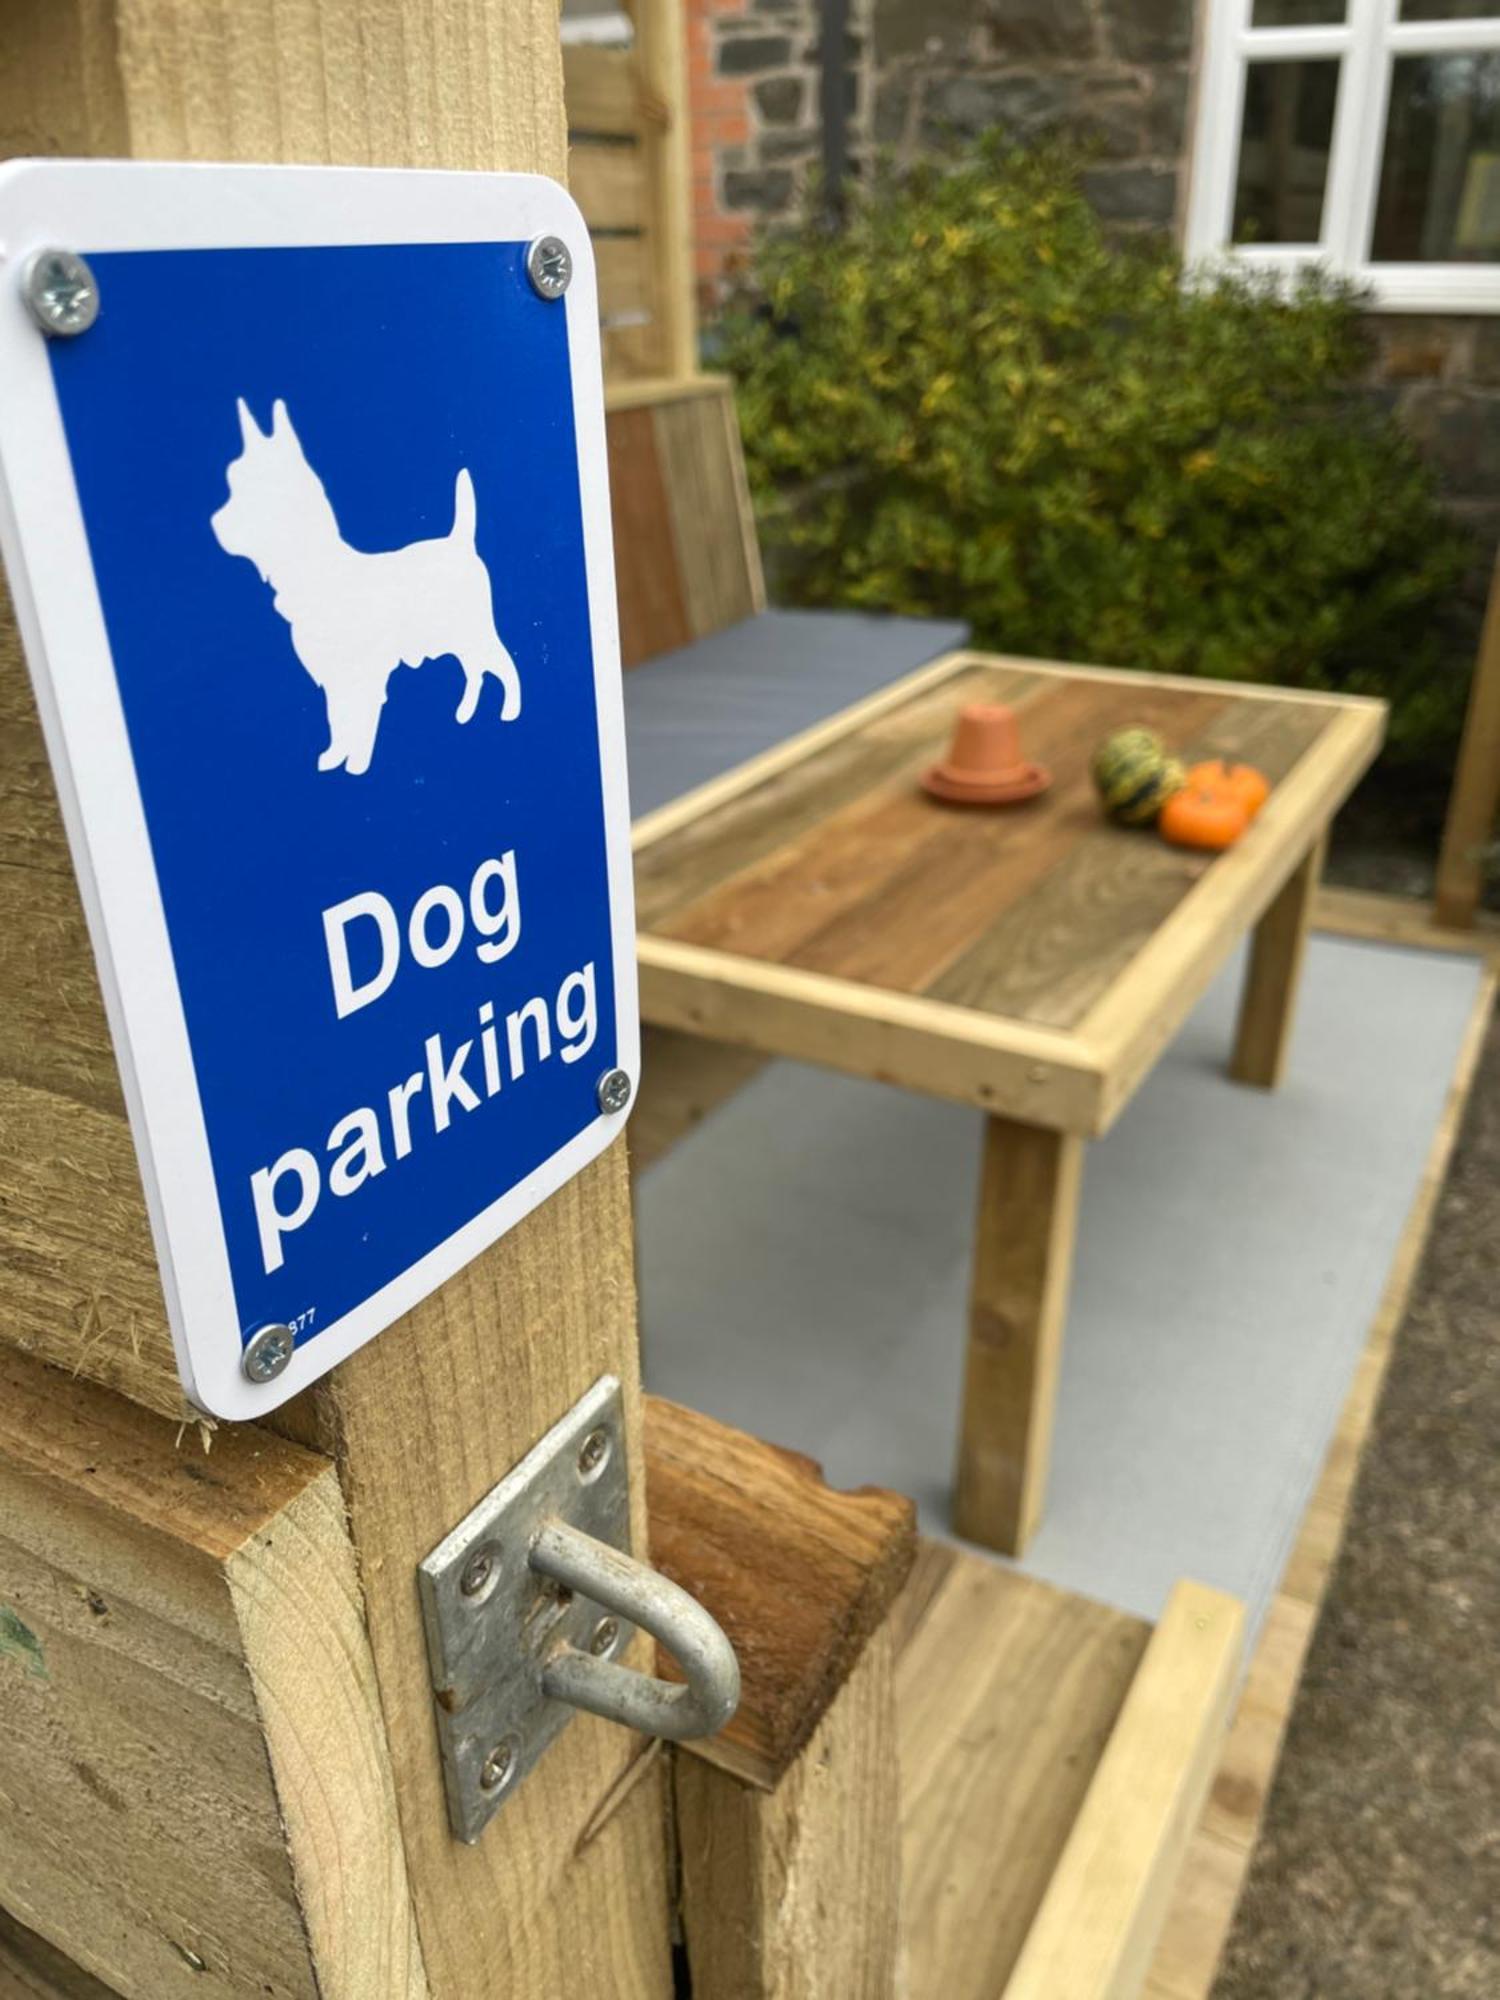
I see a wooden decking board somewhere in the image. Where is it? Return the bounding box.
[897,1546,1152,1999]
[931,822,1210,1027]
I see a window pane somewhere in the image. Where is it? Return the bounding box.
[1232,60,1341,245]
[1251,1,1345,23]
[1400,2,1500,19]
[1372,54,1500,261]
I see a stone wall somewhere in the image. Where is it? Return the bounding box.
[870,0,1194,232]
[684,0,1195,311]
[1366,317,1500,620]
[686,0,874,312]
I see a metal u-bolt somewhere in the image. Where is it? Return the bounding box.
[529,1519,740,1742]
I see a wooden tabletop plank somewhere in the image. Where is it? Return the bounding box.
[789,682,1228,997]
[655,673,1097,961]
[931,696,1332,1029]
[634,662,1021,928]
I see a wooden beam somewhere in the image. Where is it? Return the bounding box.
[0,6,674,1995]
[299,1148,671,1999]
[952,1117,1084,1556]
[1084,701,1384,1127]
[1230,833,1325,1090]
[637,938,1108,1132]
[632,0,697,382]
[1314,884,1500,960]
[1435,546,1500,929]
[1002,1581,1243,2000]
[0,1346,424,2000]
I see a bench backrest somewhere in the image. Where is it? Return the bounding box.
[564,7,694,388]
[606,377,765,667]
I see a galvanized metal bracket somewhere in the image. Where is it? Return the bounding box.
[418,1374,740,1843]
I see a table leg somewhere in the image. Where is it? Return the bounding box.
[953,1114,1084,1557]
[1230,833,1327,1090]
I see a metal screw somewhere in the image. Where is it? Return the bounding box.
[479,1737,517,1792]
[241,1322,295,1385]
[526,235,573,300]
[460,1544,498,1599]
[577,1426,612,1481]
[21,248,99,337]
[597,1068,632,1116]
[589,1616,620,1657]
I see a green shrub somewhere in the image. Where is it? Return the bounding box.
[718,142,1470,777]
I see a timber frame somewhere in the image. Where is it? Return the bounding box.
[633,650,1386,1139]
[564,0,695,388]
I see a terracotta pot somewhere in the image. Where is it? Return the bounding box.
[922,702,1052,806]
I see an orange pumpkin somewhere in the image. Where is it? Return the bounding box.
[1186,758,1270,821]
[1159,786,1248,852]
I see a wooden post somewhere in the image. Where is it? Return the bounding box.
[952,1116,1084,1558]
[633,0,698,382]
[674,1635,902,2000]
[1435,547,1500,930]
[0,4,672,1994]
[645,1398,915,1999]
[1229,833,1325,1090]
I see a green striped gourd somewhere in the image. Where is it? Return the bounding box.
[1091,727,1185,827]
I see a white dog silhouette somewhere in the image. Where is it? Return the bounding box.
[211,398,520,775]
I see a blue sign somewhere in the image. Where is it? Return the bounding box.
[0,163,637,1417]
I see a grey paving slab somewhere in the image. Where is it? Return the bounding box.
[636,936,1485,1641]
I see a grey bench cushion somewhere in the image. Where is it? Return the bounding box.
[623,607,971,818]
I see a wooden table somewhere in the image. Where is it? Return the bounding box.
[633,652,1386,1556]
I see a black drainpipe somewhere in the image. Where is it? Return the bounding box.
[819,0,851,226]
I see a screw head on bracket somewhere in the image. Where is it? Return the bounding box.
[589,1616,621,1658]
[21,248,99,337]
[526,235,573,301]
[596,1068,631,1116]
[479,1737,518,1793]
[241,1322,295,1385]
[576,1426,612,1482]
[460,1544,499,1599]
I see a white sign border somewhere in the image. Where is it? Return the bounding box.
[0,159,640,1421]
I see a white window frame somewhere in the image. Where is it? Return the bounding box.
[1186,0,1500,311]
